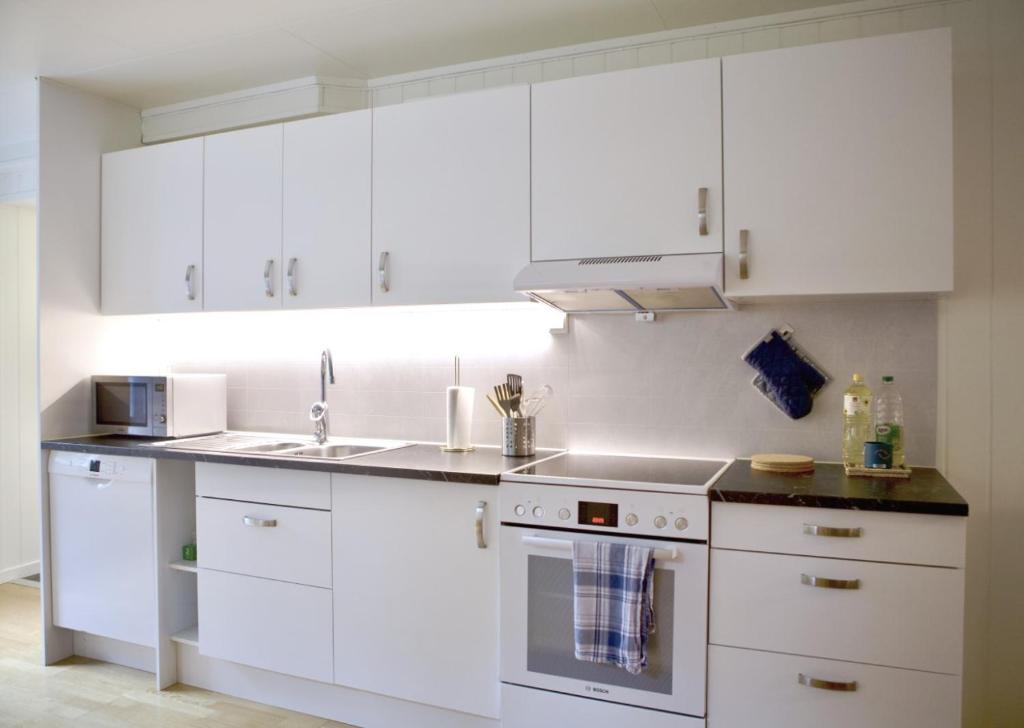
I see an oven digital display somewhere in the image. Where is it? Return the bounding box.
[578,501,618,528]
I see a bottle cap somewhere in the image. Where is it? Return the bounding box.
[852,373,864,383]
[882,375,894,383]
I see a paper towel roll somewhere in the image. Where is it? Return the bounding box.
[445,386,475,451]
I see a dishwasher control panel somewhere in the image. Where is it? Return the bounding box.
[499,482,708,541]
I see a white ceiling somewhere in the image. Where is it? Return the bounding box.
[1,0,855,112]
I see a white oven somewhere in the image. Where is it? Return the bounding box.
[499,479,711,726]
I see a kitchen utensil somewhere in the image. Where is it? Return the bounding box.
[507,373,523,396]
[486,392,506,417]
[494,383,517,417]
[520,385,553,418]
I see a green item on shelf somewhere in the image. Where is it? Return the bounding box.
[182,543,197,561]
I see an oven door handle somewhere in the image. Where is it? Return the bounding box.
[521,535,679,562]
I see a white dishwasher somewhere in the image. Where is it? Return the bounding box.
[48,451,156,647]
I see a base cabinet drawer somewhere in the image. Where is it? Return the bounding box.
[198,569,333,683]
[196,462,330,509]
[708,645,961,728]
[711,502,966,567]
[710,548,964,673]
[197,496,331,587]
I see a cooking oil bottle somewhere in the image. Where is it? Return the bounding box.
[874,375,905,468]
[842,373,873,467]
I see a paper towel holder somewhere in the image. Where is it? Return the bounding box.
[441,355,476,453]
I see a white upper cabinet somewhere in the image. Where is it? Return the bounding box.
[531,59,723,262]
[722,29,953,298]
[371,85,530,305]
[101,138,204,314]
[282,112,372,309]
[204,124,284,311]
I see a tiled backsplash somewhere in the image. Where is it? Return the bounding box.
[169,300,937,464]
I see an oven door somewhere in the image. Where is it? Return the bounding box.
[93,377,157,436]
[500,525,708,717]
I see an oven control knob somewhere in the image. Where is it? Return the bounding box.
[625,513,639,527]
[514,505,526,517]
[653,515,667,529]
[532,506,545,519]
[675,517,689,531]
[158,415,167,424]
[558,508,571,521]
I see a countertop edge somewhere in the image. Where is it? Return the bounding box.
[708,488,969,516]
[41,439,506,486]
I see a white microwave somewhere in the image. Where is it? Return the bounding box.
[92,374,227,438]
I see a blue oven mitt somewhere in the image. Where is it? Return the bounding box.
[744,331,827,420]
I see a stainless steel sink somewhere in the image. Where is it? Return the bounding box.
[289,444,390,459]
[235,441,310,453]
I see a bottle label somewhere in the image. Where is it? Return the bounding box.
[875,423,903,447]
[844,394,871,416]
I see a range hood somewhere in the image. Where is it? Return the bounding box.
[514,254,729,314]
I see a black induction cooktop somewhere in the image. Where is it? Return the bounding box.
[504,452,731,491]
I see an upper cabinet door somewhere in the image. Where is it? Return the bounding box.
[282,112,372,309]
[101,138,204,314]
[723,30,953,297]
[531,60,723,262]
[371,86,530,306]
[204,124,283,311]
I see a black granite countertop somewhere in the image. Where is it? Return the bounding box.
[41,435,560,486]
[710,460,968,516]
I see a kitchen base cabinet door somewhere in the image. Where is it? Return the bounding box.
[708,645,961,728]
[331,475,500,718]
[198,569,333,683]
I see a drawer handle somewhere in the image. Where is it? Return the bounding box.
[803,523,863,538]
[798,673,858,692]
[801,573,860,590]
[698,187,708,236]
[242,516,277,528]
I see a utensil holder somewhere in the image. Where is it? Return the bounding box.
[502,416,536,457]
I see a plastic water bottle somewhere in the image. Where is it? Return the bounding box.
[874,375,905,468]
[842,373,873,467]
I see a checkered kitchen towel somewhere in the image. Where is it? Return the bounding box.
[572,540,656,675]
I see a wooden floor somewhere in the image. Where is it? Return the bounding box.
[0,583,356,727]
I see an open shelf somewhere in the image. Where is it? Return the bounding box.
[169,560,198,573]
[170,624,198,647]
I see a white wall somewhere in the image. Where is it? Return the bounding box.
[0,203,38,582]
[37,79,140,439]
[0,81,39,201]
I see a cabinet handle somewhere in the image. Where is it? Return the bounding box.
[803,524,863,538]
[738,229,750,279]
[242,516,277,528]
[801,573,860,590]
[798,673,858,692]
[185,264,196,301]
[475,501,487,549]
[698,187,708,236]
[287,257,298,296]
[264,259,275,298]
[378,251,390,293]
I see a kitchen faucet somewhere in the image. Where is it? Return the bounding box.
[310,349,335,445]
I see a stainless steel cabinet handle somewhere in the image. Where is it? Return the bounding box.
[242,515,277,528]
[739,229,749,279]
[378,251,390,293]
[798,673,858,692]
[287,257,298,296]
[801,573,860,590]
[475,501,487,549]
[698,187,708,236]
[264,259,275,298]
[185,264,196,301]
[803,524,863,538]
